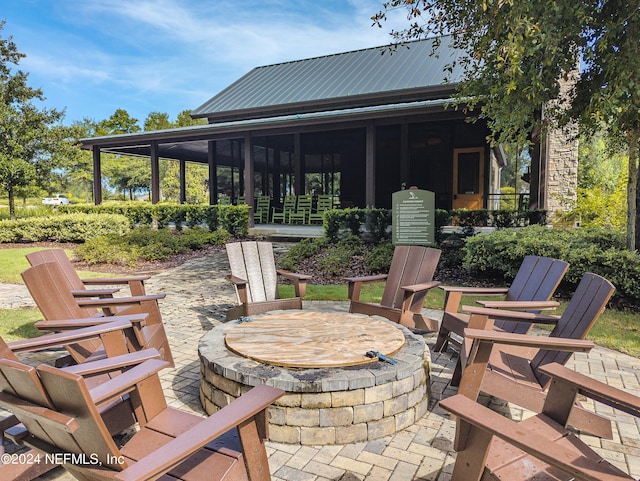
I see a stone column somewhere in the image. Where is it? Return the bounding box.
[543,70,579,220]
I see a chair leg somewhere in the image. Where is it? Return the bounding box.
[433,329,450,352]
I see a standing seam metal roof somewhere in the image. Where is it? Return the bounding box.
[192,36,465,120]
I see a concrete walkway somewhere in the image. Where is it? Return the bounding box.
[3,250,640,480]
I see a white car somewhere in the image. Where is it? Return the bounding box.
[42,194,71,206]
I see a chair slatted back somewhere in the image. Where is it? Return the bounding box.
[36,363,125,470]
[532,273,615,387]
[295,195,313,211]
[226,241,279,303]
[381,246,441,311]
[0,359,52,407]
[315,195,333,211]
[22,262,95,319]
[26,249,86,292]
[495,256,569,334]
[255,195,271,223]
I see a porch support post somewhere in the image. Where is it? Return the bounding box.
[244,134,255,226]
[150,141,160,204]
[294,133,303,194]
[208,140,218,205]
[92,146,102,205]
[400,123,409,187]
[179,160,186,204]
[365,123,376,207]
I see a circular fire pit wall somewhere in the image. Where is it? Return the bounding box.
[199,311,431,445]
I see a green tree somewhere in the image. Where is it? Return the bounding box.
[0,21,75,216]
[374,1,640,249]
[65,118,97,202]
[175,109,207,128]
[96,109,149,199]
[144,111,171,131]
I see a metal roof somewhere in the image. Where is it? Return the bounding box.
[192,36,465,122]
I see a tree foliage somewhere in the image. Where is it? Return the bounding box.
[373,0,640,249]
[0,21,75,216]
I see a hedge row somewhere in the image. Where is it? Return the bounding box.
[463,225,639,307]
[59,202,249,236]
[0,214,130,243]
[451,209,548,229]
[322,208,547,243]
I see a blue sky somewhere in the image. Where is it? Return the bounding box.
[2,0,407,126]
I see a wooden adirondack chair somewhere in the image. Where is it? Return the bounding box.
[26,248,150,297]
[440,362,640,481]
[455,272,616,438]
[345,245,441,331]
[288,195,313,224]
[21,261,174,367]
[271,195,295,223]
[225,241,311,320]
[0,320,162,481]
[307,195,333,224]
[0,358,283,481]
[434,256,569,352]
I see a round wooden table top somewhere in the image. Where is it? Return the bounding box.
[224,310,406,368]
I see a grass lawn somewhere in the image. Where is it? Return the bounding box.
[0,307,43,342]
[0,247,110,284]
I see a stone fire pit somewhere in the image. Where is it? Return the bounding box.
[199,310,431,445]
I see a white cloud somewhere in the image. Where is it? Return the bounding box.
[6,0,417,122]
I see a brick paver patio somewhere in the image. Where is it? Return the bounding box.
[2,248,639,480]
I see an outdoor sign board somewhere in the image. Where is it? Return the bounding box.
[392,188,435,246]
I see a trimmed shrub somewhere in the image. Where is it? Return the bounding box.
[317,235,364,277]
[277,237,328,271]
[463,225,639,306]
[0,214,130,243]
[365,240,394,273]
[60,202,247,234]
[75,226,230,266]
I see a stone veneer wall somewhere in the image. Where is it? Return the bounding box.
[543,71,579,219]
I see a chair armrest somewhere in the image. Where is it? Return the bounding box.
[400,281,441,293]
[63,349,162,377]
[81,275,150,285]
[277,270,311,298]
[88,359,171,406]
[34,313,148,332]
[76,293,165,309]
[344,274,388,283]
[439,285,509,295]
[462,306,560,325]
[539,363,640,418]
[226,274,248,286]
[114,385,284,481]
[277,270,312,281]
[344,274,388,302]
[476,300,560,310]
[439,394,623,481]
[8,318,135,355]
[464,328,595,352]
[71,288,120,298]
